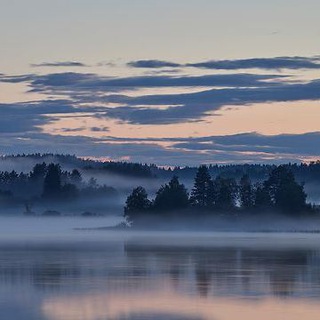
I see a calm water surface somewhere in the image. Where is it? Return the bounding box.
[0,217,320,320]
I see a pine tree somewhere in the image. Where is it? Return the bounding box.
[70,169,82,185]
[239,174,254,210]
[42,163,62,199]
[264,166,307,213]
[153,176,189,211]
[190,165,214,209]
[124,187,151,223]
[214,176,237,211]
[254,183,272,209]
[30,163,47,182]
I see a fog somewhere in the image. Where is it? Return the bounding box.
[0,155,82,173]
[1,216,320,320]
[1,215,320,245]
[81,170,165,199]
[2,156,320,222]
[0,155,169,216]
[0,216,122,243]
[304,182,320,204]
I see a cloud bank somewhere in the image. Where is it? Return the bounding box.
[128,56,320,70]
[1,54,320,164]
[30,61,87,68]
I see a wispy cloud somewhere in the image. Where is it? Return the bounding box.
[1,131,319,165]
[127,60,181,68]
[26,72,280,92]
[187,56,320,70]
[2,71,319,126]
[100,79,320,124]
[171,132,320,157]
[1,54,320,164]
[0,100,105,134]
[128,56,320,70]
[30,61,87,68]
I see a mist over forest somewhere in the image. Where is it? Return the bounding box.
[0,154,319,223]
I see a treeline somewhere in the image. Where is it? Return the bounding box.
[0,163,117,206]
[124,165,316,224]
[83,162,156,178]
[168,162,320,183]
[1,154,156,179]
[2,154,320,183]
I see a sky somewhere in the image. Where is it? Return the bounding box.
[0,0,320,165]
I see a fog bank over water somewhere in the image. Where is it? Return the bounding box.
[0,216,122,243]
[1,216,320,247]
[1,219,320,320]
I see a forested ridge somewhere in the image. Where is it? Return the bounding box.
[0,154,319,218]
[2,154,320,182]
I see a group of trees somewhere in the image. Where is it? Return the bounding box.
[124,165,312,224]
[3,154,320,183]
[99,162,155,178]
[0,163,83,199]
[166,162,320,184]
[0,162,117,206]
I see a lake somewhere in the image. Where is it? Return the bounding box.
[0,216,320,320]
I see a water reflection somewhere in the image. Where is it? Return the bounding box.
[124,243,320,299]
[0,235,320,320]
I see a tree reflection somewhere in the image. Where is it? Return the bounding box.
[0,241,319,300]
[125,243,320,299]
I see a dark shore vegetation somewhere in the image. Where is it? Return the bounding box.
[0,162,118,215]
[124,165,319,228]
[0,154,319,223]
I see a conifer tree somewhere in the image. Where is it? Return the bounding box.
[254,183,272,209]
[239,174,254,209]
[42,163,62,199]
[264,166,307,213]
[214,176,237,211]
[124,186,151,223]
[190,165,214,209]
[153,176,189,211]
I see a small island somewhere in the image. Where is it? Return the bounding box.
[123,165,319,231]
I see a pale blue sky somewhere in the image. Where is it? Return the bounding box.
[1,0,319,73]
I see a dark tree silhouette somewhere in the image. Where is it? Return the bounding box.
[61,183,79,200]
[70,169,82,185]
[214,176,237,211]
[124,187,151,223]
[30,163,47,182]
[0,190,13,206]
[239,174,254,210]
[153,176,189,211]
[264,166,307,213]
[88,177,98,188]
[190,165,214,209]
[42,164,62,199]
[254,183,272,209]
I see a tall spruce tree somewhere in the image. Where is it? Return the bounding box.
[42,163,62,199]
[254,183,272,209]
[70,169,82,185]
[153,176,189,211]
[190,165,214,209]
[239,174,254,210]
[30,163,47,182]
[214,176,237,210]
[124,186,151,223]
[264,166,307,213]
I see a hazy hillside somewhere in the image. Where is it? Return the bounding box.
[1,154,320,206]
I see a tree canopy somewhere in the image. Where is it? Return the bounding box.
[124,165,314,225]
[153,176,189,212]
[124,186,151,223]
